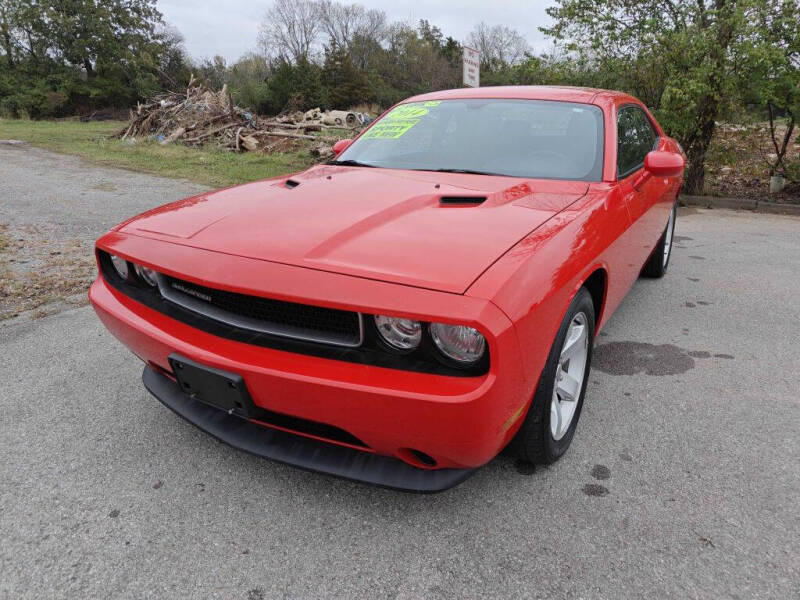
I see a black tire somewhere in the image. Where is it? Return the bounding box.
[641,203,677,278]
[510,287,595,464]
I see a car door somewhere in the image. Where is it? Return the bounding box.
[616,105,670,274]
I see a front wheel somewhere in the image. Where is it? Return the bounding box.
[642,203,677,278]
[510,287,595,464]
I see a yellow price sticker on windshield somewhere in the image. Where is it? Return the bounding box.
[385,104,429,120]
[363,120,419,139]
[364,101,441,138]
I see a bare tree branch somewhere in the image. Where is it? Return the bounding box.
[466,22,529,71]
[258,0,321,63]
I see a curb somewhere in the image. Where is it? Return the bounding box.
[680,194,800,216]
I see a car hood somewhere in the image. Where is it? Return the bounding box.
[119,165,588,293]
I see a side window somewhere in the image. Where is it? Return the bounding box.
[617,107,657,177]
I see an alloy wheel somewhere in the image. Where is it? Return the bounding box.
[663,207,675,267]
[551,312,589,440]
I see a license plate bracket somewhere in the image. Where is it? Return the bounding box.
[168,354,254,418]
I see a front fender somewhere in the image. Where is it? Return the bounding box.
[467,187,626,385]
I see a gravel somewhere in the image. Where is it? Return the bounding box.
[1,147,798,599]
[0,144,207,320]
[0,144,207,242]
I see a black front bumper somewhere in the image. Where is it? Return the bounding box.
[142,366,476,493]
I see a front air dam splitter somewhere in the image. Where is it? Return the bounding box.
[142,365,477,493]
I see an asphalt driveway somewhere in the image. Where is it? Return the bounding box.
[1,145,798,599]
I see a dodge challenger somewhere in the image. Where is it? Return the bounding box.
[90,86,685,492]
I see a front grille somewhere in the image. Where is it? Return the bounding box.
[157,274,363,347]
[97,250,488,376]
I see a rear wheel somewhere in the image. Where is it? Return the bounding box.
[642,203,676,278]
[510,287,595,464]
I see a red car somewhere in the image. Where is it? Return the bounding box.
[90,86,684,492]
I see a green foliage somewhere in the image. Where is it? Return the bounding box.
[539,0,800,194]
[321,45,372,108]
[264,58,328,112]
[366,22,460,102]
[4,0,797,196]
[211,18,459,115]
[0,0,190,117]
[736,0,800,178]
[0,68,81,118]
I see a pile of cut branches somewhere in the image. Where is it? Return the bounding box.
[119,77,365,158]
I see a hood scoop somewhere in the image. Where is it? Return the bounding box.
[439,195,487,206]
[284,179,301,189]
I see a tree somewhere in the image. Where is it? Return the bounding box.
[316,0,385,52]
[418,19,444,49]
[259,0,387,70]
[373,22,459,101]
[348,31,384,71]
[0,2,17,68]
[321,43,371,108]
[156,24,192,88]
[541,0,772,195]
[440,36,462,70]
[195,55,228,89]
[0,0,173,117]
[258,0,321,63]
[467,23,529,72]
[224,53,272,113]
[741,0,800,180]
[46,0,165,79]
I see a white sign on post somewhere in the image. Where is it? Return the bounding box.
[462,46,480,88]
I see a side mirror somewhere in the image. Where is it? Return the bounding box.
[332,138,353,156]
[633,151,685,189]
[644,151,685,177]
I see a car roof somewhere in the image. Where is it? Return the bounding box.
[404,85,636,106]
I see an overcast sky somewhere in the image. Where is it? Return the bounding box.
[158,0,554,63]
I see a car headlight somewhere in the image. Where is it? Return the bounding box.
[374,315,422,351]
[134,264,159,287]
[110,254,129,279]
[430,323,486,365]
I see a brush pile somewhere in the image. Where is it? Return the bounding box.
[119,77,366,158]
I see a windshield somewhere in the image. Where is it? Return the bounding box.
[335,98,605,181]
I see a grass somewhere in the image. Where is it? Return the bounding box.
[0,118,318,187]
[0,118,324,320]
